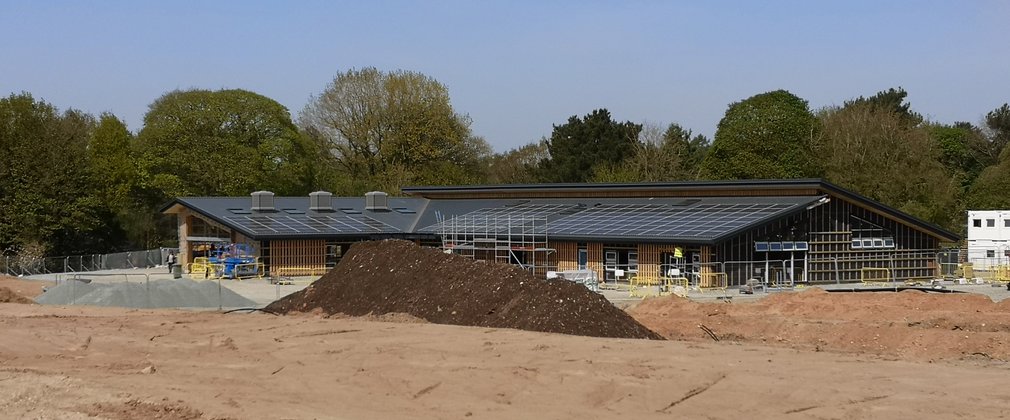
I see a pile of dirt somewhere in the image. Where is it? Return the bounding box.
[267,240,662,340]
[0,275,52,298]
[629,287,1010,360]
[0,286,34,304]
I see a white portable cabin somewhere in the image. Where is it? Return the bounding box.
[966,210,1010,269]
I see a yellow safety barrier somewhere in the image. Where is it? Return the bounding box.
[994,265,1010,283]
[659,277,689,297]
[232,262,265,280]
[274,266,328,277]
[187,261,225,280]
[629,276,662,298]
[598,281,632,292]
[860,267,891,285]
[967,265,1010,284]
[960,263,974,280]
[187,257,225,280]
[698,272,728,292]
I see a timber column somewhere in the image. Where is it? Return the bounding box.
[699,245,714,288]
[178,211,190,266]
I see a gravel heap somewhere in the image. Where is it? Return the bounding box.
[267,240,662,340]
[36,279,256,309]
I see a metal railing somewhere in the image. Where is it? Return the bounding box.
[1,248,177,276]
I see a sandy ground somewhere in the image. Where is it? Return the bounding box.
[629,288,1010,361]
[0,275,53,298]
[2,303,1009,420]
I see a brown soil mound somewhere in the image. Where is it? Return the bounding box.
[0,286,34,304]
[0,275,51,298]
[267,240,662,340]
[629,287,1010,361]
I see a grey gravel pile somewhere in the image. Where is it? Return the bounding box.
[36,279,256,308]
[34,280,97,305]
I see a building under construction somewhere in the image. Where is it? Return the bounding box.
[161,179,959,287]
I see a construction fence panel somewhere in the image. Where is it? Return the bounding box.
[49,273,249,310]
[722,260,798,288]
[966,258,1010,283]
[1,248,177,276]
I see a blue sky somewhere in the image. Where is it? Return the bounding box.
[2,1,1008,152]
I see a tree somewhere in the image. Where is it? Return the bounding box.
[0,93,109,255]
[486,139,550,184]
[661,123,710,178]
[137,89,317,200]
[299,67,474,193]
[590,122,709,182]
[411,135,493,187]
[699,90,820,180]
[816,102,960,230]
[89,113,137,212]
[927,123,987,190]
[85,113,139,250]
[984,103,1010,161]
[843,87,923,126]
[967,159,1010,210]
[966,103,1010,210]
[540,109,641,183]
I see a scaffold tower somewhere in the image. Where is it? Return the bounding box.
[436,213,556,277]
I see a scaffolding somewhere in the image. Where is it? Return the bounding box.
[437,213,556,277]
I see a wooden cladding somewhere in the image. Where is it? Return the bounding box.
[556,241,579,272]
[635,243,682,279]
[266,239,326,276]
[587,242,603,280]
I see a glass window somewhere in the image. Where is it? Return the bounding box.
[988,219,996,227]
[782,242,794,251]
[862,239,874,248]
[769,242,782,251]
[577,248,588,270]
[872,239,884,248]
[974,219,982,228]
[883,238,894,248]
[754,242,769,252]
[1005,220,1010,228]
[851,239,862,249]
[987,250,996,258]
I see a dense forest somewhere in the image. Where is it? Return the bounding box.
[1,67,1008,258]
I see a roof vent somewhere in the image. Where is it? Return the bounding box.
[365,191,390,212]
[309,191,334,212]
[251,191,275,212]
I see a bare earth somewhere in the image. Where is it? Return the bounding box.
[0,275,52,298]
[2,302,1009,420]
[629,288,1010,361]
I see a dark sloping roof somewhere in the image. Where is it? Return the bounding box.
[546,197,819,244]
[161,179,960,243]
[814,180,959,242]
[162,197,429,240]
[422,196,821,245]
[402,179,960,242]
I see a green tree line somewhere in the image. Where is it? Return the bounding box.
[2,69,1008,257]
